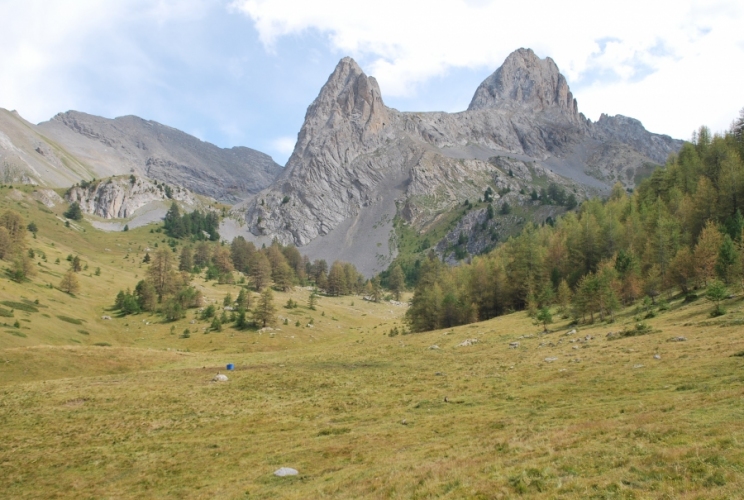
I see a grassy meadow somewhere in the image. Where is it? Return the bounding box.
[1,185,744,498]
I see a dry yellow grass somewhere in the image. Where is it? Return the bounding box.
[1,186,744,498]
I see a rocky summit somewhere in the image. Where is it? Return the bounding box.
[230,48,683,276]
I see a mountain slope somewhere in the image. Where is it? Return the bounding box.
[0,108,282,203]
[229,48,683,275]
[37,111,282,203]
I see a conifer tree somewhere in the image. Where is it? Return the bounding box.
[59,270,80,294]
[254,288,277,327]
[250,252,272,291]
[388,264,405,301]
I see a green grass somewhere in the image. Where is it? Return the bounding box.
[1,185,743,498]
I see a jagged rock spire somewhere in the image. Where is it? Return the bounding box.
[468,48,578,118]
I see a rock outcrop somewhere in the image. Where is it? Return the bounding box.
[66,176,197,219]
[231,48,683,275]
[469,48,579,119]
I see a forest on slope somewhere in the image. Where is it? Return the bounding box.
[406,112,744,332]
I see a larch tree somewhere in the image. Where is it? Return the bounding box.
[388,264,405,301]
[59,270,80,295]
[254,288,277,327]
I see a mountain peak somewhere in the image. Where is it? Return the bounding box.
[468,48,578,118]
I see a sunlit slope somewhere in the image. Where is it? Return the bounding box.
[1,276,743,498]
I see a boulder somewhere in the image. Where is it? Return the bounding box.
[273,467,298,477]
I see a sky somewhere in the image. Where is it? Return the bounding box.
[1,0,742,166]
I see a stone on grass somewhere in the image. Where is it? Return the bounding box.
[509,342,520,349]
[458,338,478,347]
[428,345,440,350]
[654,354,661,360]
[544,357,558,363]
[274,467,298,477]
[668,336,687,342]
[212,373,228,382]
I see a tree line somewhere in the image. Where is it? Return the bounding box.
[113,236,376,323]
[406,113,744,332]
[163,202,220,241]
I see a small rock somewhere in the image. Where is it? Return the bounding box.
[653,354,661,360]
[435,372,444,376]
[101,315,111,320]
[668,336,687,342]
[544,357,558,363]
[565,329,577,336]
[572,346,579,350]
[212,373,228,382]
[509,342,520,349]
[401,419,408,425]
[428,345,440,350]
[633,364,644,369]
[458,338,478,347]
[273,467,298,477]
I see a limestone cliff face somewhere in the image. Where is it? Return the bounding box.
[66,176,197,219]
[242,57,402,246]
[232,48,683,275]
[469,48,579,120]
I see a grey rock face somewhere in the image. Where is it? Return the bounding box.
[66,176,197,219]
[469,48,578,120]
[38,112,282,203]
[231,49,683,275]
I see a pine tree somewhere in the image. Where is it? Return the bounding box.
[59,270,80,294]
[134,280,157,311]
[716,234,740,284]
[694,220,724,286]
[535,306,552,332]
[236,288,251,309]
[147,248,175,298]
[250,252,272,291]
[254,288,277,327]
[388,264,405,301]
[705,280,728,316]
[63,202,83,221]
[273,261,294,291]
[174,245,190,270]
[556,279,572,316]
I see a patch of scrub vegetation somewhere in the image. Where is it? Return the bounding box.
[56,315,84,325]
[1,301,37,313]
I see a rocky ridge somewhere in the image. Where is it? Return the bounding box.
[231,48,683,275]
[0,108,282,203]
[38,112,282,203]
[66,176,198,219]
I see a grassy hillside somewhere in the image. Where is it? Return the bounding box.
[1,185,744,498]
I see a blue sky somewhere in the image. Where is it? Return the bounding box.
[1,0,742,166]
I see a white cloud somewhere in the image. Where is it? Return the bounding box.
[0,0,215,123]
[232,0,744,137]
[271,136,297,156]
